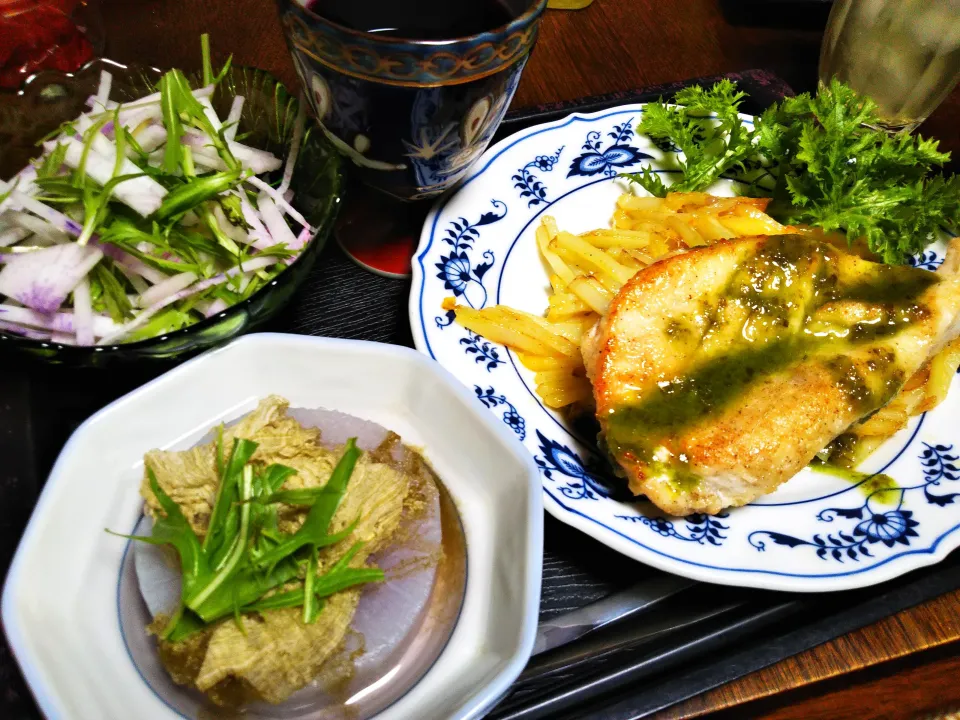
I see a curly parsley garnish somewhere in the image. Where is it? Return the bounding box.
[625,79,756,197]
[624,79,960,264]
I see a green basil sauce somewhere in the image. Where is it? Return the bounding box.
[605,235,937,495]
[809,459,900,505]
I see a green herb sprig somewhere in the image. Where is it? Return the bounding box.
[757,79,960,263]
[622,78,960,264]
[112,436,381,640]
[624,80,756,196]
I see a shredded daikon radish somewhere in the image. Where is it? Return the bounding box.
[5,212,68,244]
[278,101,306,196]
[137,271,197,307]
[98,256,284,345]
[246,176,311,229]
[0,226,32,248]
[257,192,300,249]
[86,84,214,115]
[94,70,113,111]
[72,277,94,345]
[0,304,117,336]
[198,97,223,132]
[224,96,244,141]
[54,138,166,217]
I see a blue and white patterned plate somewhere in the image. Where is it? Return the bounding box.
[409,104,960,592]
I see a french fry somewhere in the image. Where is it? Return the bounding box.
[537,378,593,408]
[554,231,637,285]
[492,306,582,357]
[518,353,582,372]
[626,208,677,223]
[732,199,775,216]
[580,228,657,249]
[535,369,576,386]
[854,407,909,436]
[454,306,560,357]
[548,290,592,315]
[665,192,714,211]
[902,366,930,392]
[718,214,785,236]
[541,215,560,235]
[527,316,588,343]
[547,307,596,322]
[727,196,771,213]
[699,196,741,214]
[605,248,653,274]
[549,242,584,270]
[693,214,736,242]
[568,275,612,314]
[587,268,624,294]
[666,215,705,246]
[922,337,960,407]
[538,225,576,285]
[617,195,668,212]
[625,248,657,265]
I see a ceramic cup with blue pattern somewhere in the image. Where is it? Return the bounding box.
[276,0,547,202]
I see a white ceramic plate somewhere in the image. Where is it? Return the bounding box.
[410,103,960,592]
[2,333,543,720]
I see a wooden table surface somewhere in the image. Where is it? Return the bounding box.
[74,0,960,717]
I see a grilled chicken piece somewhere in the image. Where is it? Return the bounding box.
[582,233,960,516]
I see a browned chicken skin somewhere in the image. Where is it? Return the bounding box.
[582,234,960,516]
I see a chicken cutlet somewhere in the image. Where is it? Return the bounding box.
[582,233,960,516]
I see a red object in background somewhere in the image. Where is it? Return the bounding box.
[0,0,95,89]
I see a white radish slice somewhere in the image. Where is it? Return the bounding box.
[94,70,112,110]
[71,130,169,205]
[246,175,311,229]
[198,97,223,132]
[97,256,285,344]
[236,192,274,250]
[73,277,94,345]
[136,271,197,308]
[50,331,77,345]
[196,297,228,317]
[134,407,444,707]
[0,167,38,210]
[0,319,49,340]
[116,264,150,294]
[181,129,282,173]
[10,192,83,237]
[0,304,117,336]
[53,138,166,217]
[133,515,180,618]
[110,251,167,285]
[0,226,31,248]
[224,96,244,142]
[133,124,168,154]
[256,192,300,250]
[85,85,214,114]
[4,211,68,244]
[0,243,102,313]
[211,204,249,244]
[278,101,305,196]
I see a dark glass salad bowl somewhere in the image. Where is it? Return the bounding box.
[0,59,342,366]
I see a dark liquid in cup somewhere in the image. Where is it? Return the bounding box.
[305,0,521,40]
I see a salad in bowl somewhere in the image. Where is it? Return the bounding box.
[0,36,341,364]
